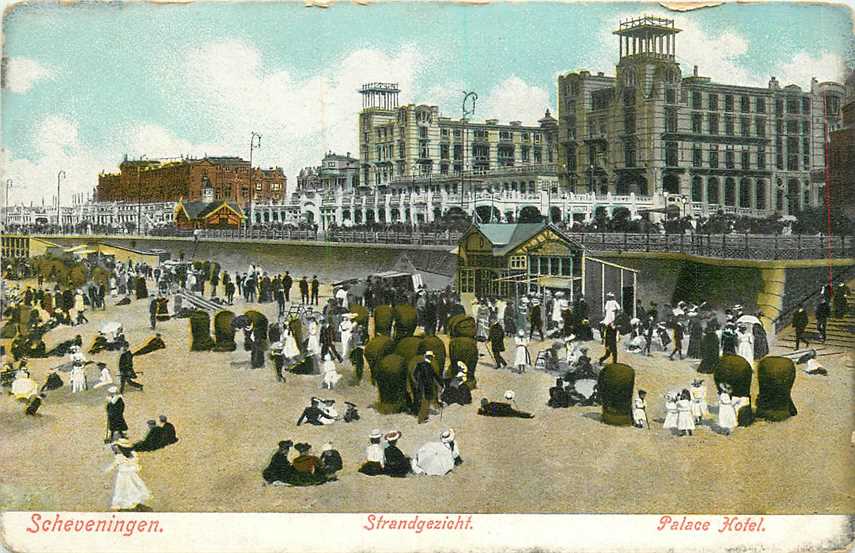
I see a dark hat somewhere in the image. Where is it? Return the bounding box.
[278,440,294,449]
[294,442,311,453]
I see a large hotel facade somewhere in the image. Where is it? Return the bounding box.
[275,15,845,229]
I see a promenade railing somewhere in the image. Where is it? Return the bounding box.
[5,228,852,260]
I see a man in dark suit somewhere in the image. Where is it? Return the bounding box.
[283,272,293,303]
[119,344,143,393]
[310,276,320,306]
[320,319,342,362]
[275,282,286,318]
[149,295,158,330]
[105,386,128,441]
[488,322,507,369]
[133,420,164,451]
[815,298,831,343]
[158,415,178,446]
[477,397,534,418]
[598,321,618,365]
[412,351,443,423]
[299,277,310,304]
[792,304,809,350]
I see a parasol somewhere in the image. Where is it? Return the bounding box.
[736,315,762,326]
[573,378,597,399]
[100,321,123,336]
[412,442,454,476]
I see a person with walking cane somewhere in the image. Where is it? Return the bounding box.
[488,321,507,369]
[632,389,649,429]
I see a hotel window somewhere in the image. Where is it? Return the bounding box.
[755,117,766,137]
[801,120,809,135]
[522,132,530,142]
[786,120,798,134]
[441,128,449,138]
[534,147,542,163]
[692,145,702,167]
[458,269,475,293]
[725,95,734,111]
[419,141,429,159]
[255,183,262,191]
[725,147,735,169]
[534,133,542,143]
[521,146,530,162]
[665,108,678,133]
[756,98,766,113]
[440,145,449,160]
[692,112,702,133]
[398,143,405,158]
[624,140,636,168]
[803,138,810,168]
[509,255,526,270]
[665,142,679,167]
[376,129,382,139]
[786,97,799,114]
[691,90,702,109]
[740,95,750,113]
[776,119,783,135]
[740,117,750,137]
[741,150,750,169]
[624,108,636,133]
[801,97,811,113]
[418,127,428,139]
[757,146,766,169]
[725,115,734,136]
[709,93,719,111]
[665,87,676,104]
[787,137,799,170]
[709,114,719,135]
[499,130,512,141]
[453,145,462,160]
[709,145,719,168]
[453,129,462,138]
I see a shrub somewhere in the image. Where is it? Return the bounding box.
[189,311,214,351]
[597,363,635,426]
[755,356,798,421]
[375,354,408,414]
[213,310,237,352]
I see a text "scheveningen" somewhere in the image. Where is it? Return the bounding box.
[26,513,163,537]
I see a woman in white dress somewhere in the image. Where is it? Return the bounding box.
[689,379,709,423]
[663,393,679,430]
[282,326,300,360]
[717,384,738,435]
[70,360,87,393]
[105,439,151,511]
[513,330,530,374]
[736,324,754,362]
[321,354,341,389]
[306,318,321,357]
[676,389,695,436]
[339,314,354,361]
[93,363,114,389]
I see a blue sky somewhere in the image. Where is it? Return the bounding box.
[2,1,851,204]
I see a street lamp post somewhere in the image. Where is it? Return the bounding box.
[56,170,66,229]
[247,132,262,231]
[4,178,12,228]
[588,164,595,195]
[462,91,478,219]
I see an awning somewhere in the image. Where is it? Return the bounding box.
[537,276,580,289]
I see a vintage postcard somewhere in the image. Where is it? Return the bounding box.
[0,1,853,552]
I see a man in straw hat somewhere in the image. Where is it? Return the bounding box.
[413,351,443,423]
[477,391,535,418]
[441,363,472,406]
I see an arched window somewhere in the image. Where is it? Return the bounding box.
[787,178,799,213]
[724,178,736,206]
[624,68,637,88]
[691,176,703,202]
[739,178,751,208]
[755,180,766,210]
[707,178,720,204]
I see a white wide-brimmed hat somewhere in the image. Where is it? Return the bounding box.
[107,386,118,394]
[384,430,401,442]
[440,429,455,443]
[369,429,382,439]
[504,390,515,401]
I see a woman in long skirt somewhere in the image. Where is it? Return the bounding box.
[717,384,738,435]
[686,314,703,358]
[105,439,151,511]
[513,330,530,374]
[676,389,695,436]
[70,361,87,393]
[663,393,679,430]
[752,321,769,359]
[736,325,754,362]
[697,324,721,374]
[306,318,321,357]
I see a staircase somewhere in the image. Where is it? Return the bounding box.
[773,309,854,354]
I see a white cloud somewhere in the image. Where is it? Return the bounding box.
[478,76,553,124]
[4,57,55,94]
[774,51,847,89]
[579,11,845,90]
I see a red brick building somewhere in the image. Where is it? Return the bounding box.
[96,156,286,206]
[829,87,854,218]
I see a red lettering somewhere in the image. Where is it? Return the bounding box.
[85,520,95,531]
[657,516,672,531]
[363,514,376,531]
[26,514,41,534]
[64,520,73,532]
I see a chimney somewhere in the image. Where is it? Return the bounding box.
[693,65,698,77]
[597,71,604,77]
